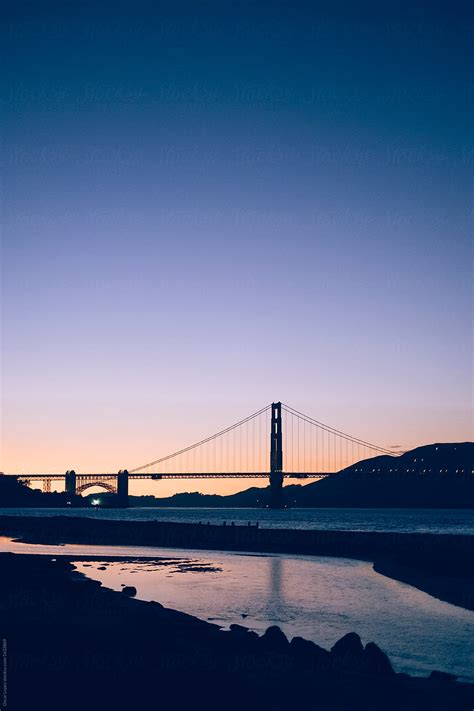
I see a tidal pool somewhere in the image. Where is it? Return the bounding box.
[73,548,474,682]
[1,536,472,681]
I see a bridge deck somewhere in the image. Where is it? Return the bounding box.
[11,472,335,480]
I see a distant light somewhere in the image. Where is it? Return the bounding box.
[91,499,100,506]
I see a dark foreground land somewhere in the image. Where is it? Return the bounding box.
[1,514,473,610]
[1,553,473,711]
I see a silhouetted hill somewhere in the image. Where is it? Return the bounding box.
[291,442,473,508]
[110,486,268,509]
[0,474,81,507]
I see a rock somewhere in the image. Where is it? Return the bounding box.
[228,625,259,649]
[290,636,315,656]
[230,624,250,635]
[121,586,137,597]
[362,642,394,676]
[331,632,364,658]
[330,632,364,671]
[97,566,107,570]
[290,636,331,670]
[148,601,164,609]
[261,625,290,653]
[429,670,457,683]
[331,635,395,677]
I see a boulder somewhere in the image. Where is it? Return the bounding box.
[362,642,394,676]
[121,586,137,597]
[429,670,457,683]
[290,636,331,670]
[230,624,250,635]
[226,624,259,654]
[148,601,164,609]
[330,632,364,671]
[261,625,290,653]
[331,632,364,658]
[290,636,316,657]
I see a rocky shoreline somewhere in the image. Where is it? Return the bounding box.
[1,552,473,711]
[1,514,473,610]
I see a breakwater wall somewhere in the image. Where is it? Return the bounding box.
[2,515,473,608]
[0,515,472,570]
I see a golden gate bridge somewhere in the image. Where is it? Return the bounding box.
[6,402,402,508]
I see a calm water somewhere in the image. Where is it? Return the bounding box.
[1,507,473,534]
[1,536,473,681]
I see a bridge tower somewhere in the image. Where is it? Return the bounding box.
[269,402,284,508]
[117,470,129,508]
[65,470,76,498]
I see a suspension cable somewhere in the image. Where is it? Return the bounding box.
[129,404,271,473]
[282,403,397,455]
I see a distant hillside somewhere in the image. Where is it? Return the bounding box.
[116,487,268,509]
[125,442,473,509]
[0,474,80,507]
[291,442,473,508]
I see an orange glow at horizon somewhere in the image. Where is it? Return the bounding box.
[2,402,471,498]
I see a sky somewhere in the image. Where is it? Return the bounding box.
[1,1,472,496]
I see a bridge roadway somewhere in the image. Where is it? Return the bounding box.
[14,471,334,480]
[8,468,335,505]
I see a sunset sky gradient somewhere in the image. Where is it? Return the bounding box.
[1,2,472,495]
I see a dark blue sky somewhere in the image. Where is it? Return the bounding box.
[2,1,472,484]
